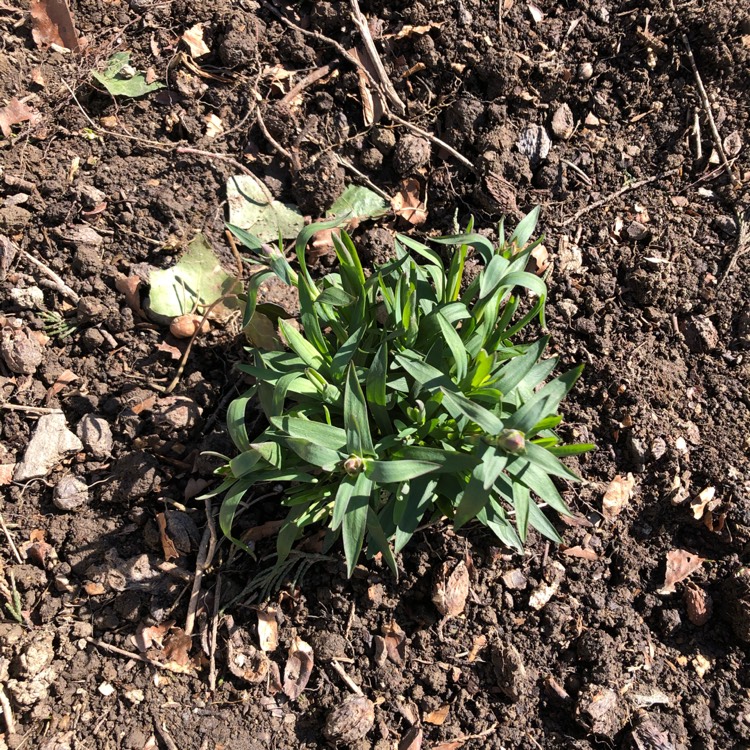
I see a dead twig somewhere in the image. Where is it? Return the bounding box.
[0,513,23,565]
[255,108,297,167]
[388,112,475,170]
[208,575,221,693]
[681,34,739,188]
[21,250,80,303]
[280,63,333,106]
[185,497,218,637]
[151,709,180,750]
[334,155,392,201]
[561,159,593,186]
[85,637,196,676]
[349,0,406,114]
[329,659,364,696]
[0,403,63,416]
[175,146,253,177]
[0,684,15,736]
[718,209,750,288]
[561,169,680,226]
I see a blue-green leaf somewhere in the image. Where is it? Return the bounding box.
[342,472,373,576]
[365,459,439,483]
[344,363,375,456]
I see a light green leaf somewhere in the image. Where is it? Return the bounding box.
[286,438,343,471]
[328,185,389,222]
[344,363,374,456]
[279,319,326,370]
[244,311,283,350]
[147,234,241,322]
[342,472,373,576]
[365,459,438,484]
[439,387,504,434]
[226,174,304,242]
[92,52,164,98]
[270,416,348,453]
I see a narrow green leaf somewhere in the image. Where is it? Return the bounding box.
[493,337,549,396]
[219,477,257,557]
[366,342,391,436]
[509,206,541,249]
[478,498,523,551]
[513,482,530,542]
[455,462,492,529]
[226,387,256,452]
[435,312,468,383]
[317,287,356,307]
[523,441,580,481]
[229,450,262,478]
[365,459,439,483]
[396,234,444,267]
[393,445,479,474]
[395,354,453,391]
[439,387,504,434]
[271,371,303,417]
[279,319,326,370]
[285,438,343,471]
[342,472,373,576]
[271,416,348,452]
[332,474,357,530]
[394,477,437,553]
[330,326,365,378]
[546,442,596,457]
[505,455,571,516]
[344,363,375,456]
[527,500,562,543]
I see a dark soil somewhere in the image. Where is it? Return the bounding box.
[2,1,749,749]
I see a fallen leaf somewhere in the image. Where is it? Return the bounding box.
[244,311,282,350]
[162,627,193,667]
[562,546,600,561]
[528,2,545,23]
[115,275,145,317]
[392,178,427,225]
[467,634,487,663]
[432,559,470,618]
[257,607,278,652]
[527,243,549,275]
[602,473,635,520]
[0,464,15,486]
[432,741,467,750]
[424,704,450,725]
[690,486,719,520]
[392,22,444,38]
[92,52,164,98]
[135,621,172,652]
[283,636,314,700]
[328,184,389,225]
[684,583,712,626]
[0,98,41,139]
[241,520,284,543]
[45,369,77,403]
[156,512,180,561]
[659,549,705,594]
[383,620,406,666]
[226,174,304,242]
[351,47,383,126]
[227,627,270,683]
[30,0,80,51]
[147,234,242,323]
[31,67,46,87]
[83,581,106,596]
[130,394,156,415]
[182,23,210,57]
[398,725,423,750]
[204,113,223,138]
[156,340,183,360]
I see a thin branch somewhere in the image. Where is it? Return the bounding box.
[681,34,739,188]
[561,169,680,226]
[21,250,80,303]
[388,112,475,170]
[334,155,392,201]
[329,659,364,695]
[85,637,196,676]
[280,64,333,105]
[0,513,23,565]
[0,403,63,415]
[0,684,15,736]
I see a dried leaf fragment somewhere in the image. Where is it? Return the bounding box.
[424,703,450,725]
[182,23,210,57]
[392,178,427,225]
[323,694,375,744]
[31,0,80,51]
[257,607,278,652]
[0,99,41,139]
[432,559,470,618]
[684,583,712,626]
[283,636,314,700]
[658,549,705,595]
[602,473,635,520]
[383,620,406,666]
[690,486,718,521]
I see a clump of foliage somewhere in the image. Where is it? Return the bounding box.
[212,209,593,576]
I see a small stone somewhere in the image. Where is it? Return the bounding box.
[153,396,201,431]
[76,414,113,459]
[680,316,719,353]
[14,413,83,482]
[0,205,32,231]
[77,184,107,209]
[575,684,625,737]
[714,215,737,237]
[626,221,651,241]
[53,475,89,511]
[371,127,396,154]
[1,325,43,374]
[517,124,552,165]
[492,642,533,702]
[502,569,527,590]
[551,103,575,140]
[10,286,44,309]
[577,62,594,81]
[323,695,375,745]
[98,682,115,697]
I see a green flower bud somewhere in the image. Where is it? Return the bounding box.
[342,456,364,476]
[496,428,526,454]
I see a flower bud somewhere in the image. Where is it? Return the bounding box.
[342,456,364,476]
[496,428,526,454]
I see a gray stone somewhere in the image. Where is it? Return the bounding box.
[14,413,83,482]
[53,476,89,511]
[76,414,113,459]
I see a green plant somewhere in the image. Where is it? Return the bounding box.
[212,209,593,577]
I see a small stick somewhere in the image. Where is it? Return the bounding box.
[389,112,475,170]
[255,108,296,167]
[185,497,218,637]
[0,513,23,565]
[561,168,680,226]
[334,155,392,201]
[151,709,180,750]
[717,210,750,288]
[0,403,63,415]
[561,159,592,186]
[225,229,244,279]
[0,684,15,736]
[175,146,253,177]
[208,575,221,693]
[691,109,702,161]
[21,250,80,303]
[85,637,195,676]
[330,659,364,695]
[280,63,333,105]
[349,0,406,114]
[681,34,738,188]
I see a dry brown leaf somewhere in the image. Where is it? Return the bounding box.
[257,607,279,653]
[432,559,470,618]
[562,545,600,561]
[156,512,180,561]
[684,583,712,626]
[398,725,423,750]
[528,2,545,23]
[204,113,223,138]
[383,620,406,666]
[156,340,183,360]
[467,634,487,663]
[182,23,210,57]
[241,520,284,543]
[45,369,77,403]
[659,549,705,594]
[424,703,450,725]
[83,581,106,596]
[393,22,444,38]
[115,275,145,317]
[135,621,172,652]
[690,486,719,521]
[31,67,46,87]
[350,47,383,127]
[130,394,156,415]
[432,741,466,750]
[527,244,549,275]
[227,628,270,683]
[602,473,635,520]
[31,0,80,51]
[392,178,427,225]
[0,464,15,486]
[162,627,192,667]
[283,636,314,700]
[0,98,41,139]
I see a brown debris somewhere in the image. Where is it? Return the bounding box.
[602,473,635,520]
[491,642,533,702]
[283,636,314,700]
[423,703,450,725]
[432,559,470,618]
[257,607,279,652]
[684,583,712,626]
[383,620,406,666]
[659,549,705,595]
[30,0,81,51]
[323,694,375,745]
[392,178,428,226]
[575,684,625,737]
[226,627,270,684]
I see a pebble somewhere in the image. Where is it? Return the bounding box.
[516,124,552,165]
[14,413,83,481]
[0,325,43,374]
[577,62,594,81]
[53,475,89,511]
[551,104,575,140]
[626,221,651,241]
[77,414,113,459]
